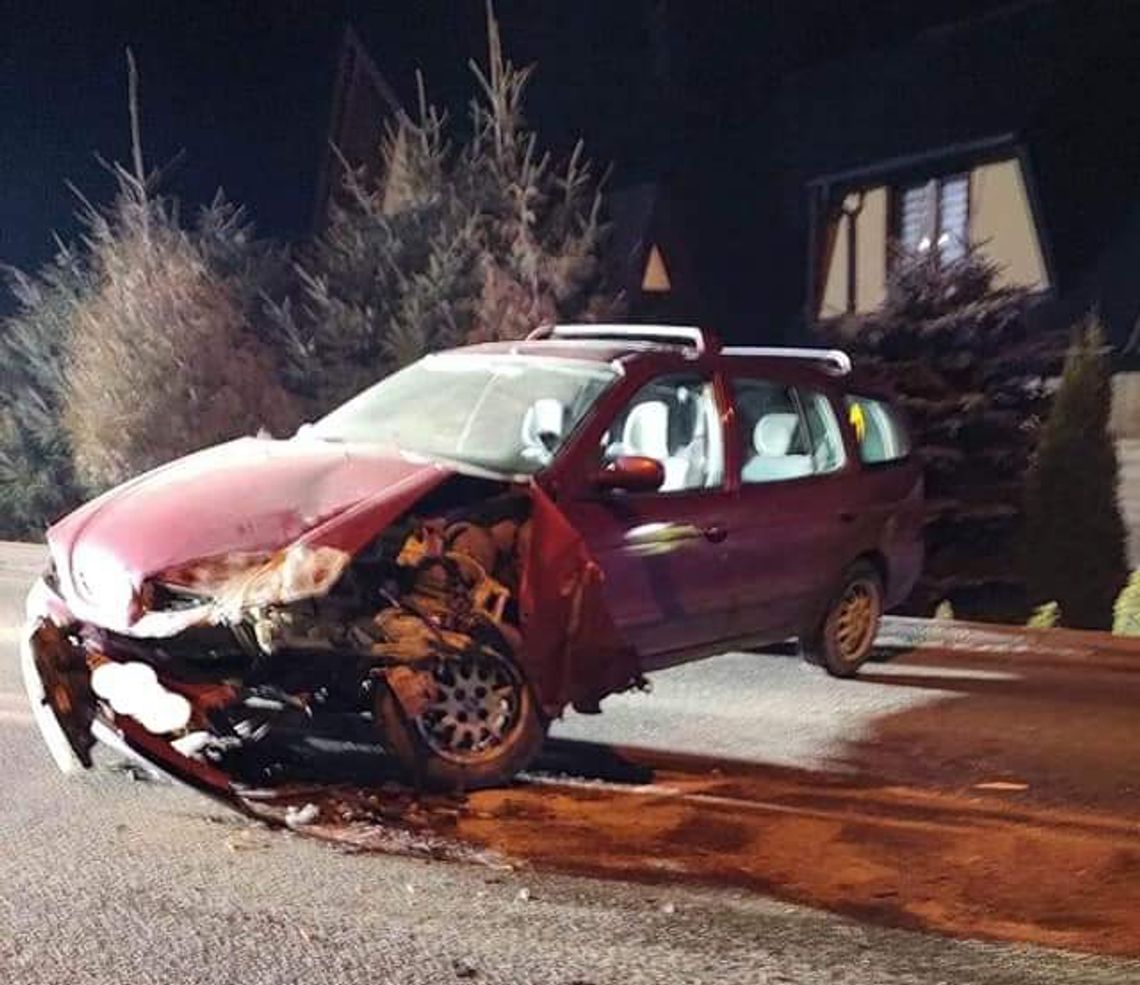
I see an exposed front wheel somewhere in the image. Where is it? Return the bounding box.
[374,645,547,791]
[800,562,884,677]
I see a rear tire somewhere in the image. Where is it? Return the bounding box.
[374,645,547,791]
[800,561,884,677]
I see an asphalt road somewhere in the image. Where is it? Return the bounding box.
[2,542,1137,984]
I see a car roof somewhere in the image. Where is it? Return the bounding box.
[455,340,897,401]
[457,324,901,399]
[460,329,869,391]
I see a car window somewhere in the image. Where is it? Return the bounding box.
[798,389,847,474]
[600,374,724,492]
[845,395,910,464]
[731,379,846,484]
[308,353,618,474]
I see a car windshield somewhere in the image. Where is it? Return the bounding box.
[307,352,619,474]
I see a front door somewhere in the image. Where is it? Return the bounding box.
[558,373,735,661]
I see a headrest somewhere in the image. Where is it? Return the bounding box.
[754,413,799,457]
[520,397,566,448]
[622,400,670,460]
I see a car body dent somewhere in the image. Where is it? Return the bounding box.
[45,437,456,634]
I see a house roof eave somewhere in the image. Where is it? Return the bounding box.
[805,132,1019,192]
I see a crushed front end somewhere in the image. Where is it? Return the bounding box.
[22,479,639,796]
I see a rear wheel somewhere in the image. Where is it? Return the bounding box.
[800,562,883,677]
[374,645,546,791]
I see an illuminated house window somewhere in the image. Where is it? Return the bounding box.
[813,156,1049,322]
[896,173,969,263]
[641,244,671,293]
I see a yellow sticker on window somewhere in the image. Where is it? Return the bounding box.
[849,402,866,443]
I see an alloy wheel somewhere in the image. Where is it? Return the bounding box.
[414,648,524,765]
[832,579,880,664]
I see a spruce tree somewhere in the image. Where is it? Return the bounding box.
[0,248,88,537]
[62,52,300,492]
[276,2,619,414]
[819,246,1064,619]
[1023,317,1127,629]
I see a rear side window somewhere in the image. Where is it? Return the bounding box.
[731,379,846,484]
[845,395,910,464]
[798,390,846,474]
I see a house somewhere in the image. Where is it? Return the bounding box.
[312,25,404,228]
[807,139,1049,321]
[312,2,1140,350]
[767,1,1140,348]
[602,180,703,323]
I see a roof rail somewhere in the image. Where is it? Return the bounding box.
[526,323,719,355]
[722,346,852,375]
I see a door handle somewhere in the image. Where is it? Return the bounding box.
[703,524,728,543]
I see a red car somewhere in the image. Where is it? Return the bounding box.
[22,325,922,793]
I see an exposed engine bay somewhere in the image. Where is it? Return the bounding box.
[27,477,641,795]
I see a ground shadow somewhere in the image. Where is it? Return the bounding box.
[832,648,1140,813]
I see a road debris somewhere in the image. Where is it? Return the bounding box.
[452,958,479,979]
[284,802,320,827]
[225,832,269,852]
[106,759,162,783]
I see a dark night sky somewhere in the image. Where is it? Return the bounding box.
[1,1,349,272]
[0,0,1025,281]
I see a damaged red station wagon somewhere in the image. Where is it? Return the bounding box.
[22,324,922,794]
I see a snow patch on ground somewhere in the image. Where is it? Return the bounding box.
[550,650,952,772]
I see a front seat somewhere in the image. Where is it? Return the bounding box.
[621,401,689,491]
[742,413,813,483]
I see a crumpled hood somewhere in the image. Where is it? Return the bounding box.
[47,437,453,629]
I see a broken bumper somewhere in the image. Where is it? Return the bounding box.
[20,576,241,802]
[19,620,85,775]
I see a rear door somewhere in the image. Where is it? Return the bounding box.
[556,372,736,660]
[721,373,862,639]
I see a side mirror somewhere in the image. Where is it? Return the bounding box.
[594,455,665,494]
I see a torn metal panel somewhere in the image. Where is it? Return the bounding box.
[179,543,353,622]
[109,715,241,800]
[519,483,641,716]
[61,543,355,641]
[21,619,242,802]
[21,620,95,770]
